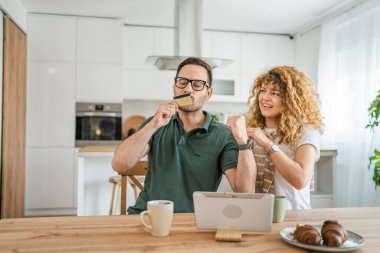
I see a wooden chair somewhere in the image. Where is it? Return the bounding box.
[109,176,122,215]
[109,175,145,215]
[117,161,148,215]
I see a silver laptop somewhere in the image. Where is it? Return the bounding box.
[193,192,274,232]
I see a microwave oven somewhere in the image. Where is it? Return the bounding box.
[75,102,122,147]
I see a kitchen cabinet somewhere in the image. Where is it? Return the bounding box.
[311,150,337,208]
[154,28,175,57]
[122,26,294,102]
[26,14,78,216]
[25,148,77,216]
[203,31,242,101]
[240,74,255,103]
[28,14,76,62]
[211,73,241,102]
[204,31,240,75]
[240,34,268,75]
[123,26,155,70]
[123,26,175,70]
[76,63,122,102]
[77,150,120,216]
[239,33,294,103]
[76,18,123,102]
[123,26,175,100]
[240,34,294,74]
[26,14,123,216]
[27,61,75,147]
[77,18,122,64]
[204,31,294,102]
[202,31,213,58]
[123,69,175,100]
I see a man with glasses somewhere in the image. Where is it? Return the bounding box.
[112,57,256,214]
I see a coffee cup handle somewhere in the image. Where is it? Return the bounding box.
[140,211,152,230]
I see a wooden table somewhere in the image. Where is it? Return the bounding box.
[0,208,379,252]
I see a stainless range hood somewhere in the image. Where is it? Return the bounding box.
[146,56,232,70]
[146,0,232,70]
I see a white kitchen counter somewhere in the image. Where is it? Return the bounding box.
[78,146,115,158]
[77,146,139,216]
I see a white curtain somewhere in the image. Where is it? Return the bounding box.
[318,0,380,207]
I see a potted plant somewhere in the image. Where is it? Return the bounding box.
[366,89,380,188]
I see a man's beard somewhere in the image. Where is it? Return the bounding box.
[179,94,208,112]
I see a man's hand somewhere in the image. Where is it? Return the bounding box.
[149,101,178,129]
[226,115,249,144]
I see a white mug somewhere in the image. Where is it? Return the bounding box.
[140,200,174,237]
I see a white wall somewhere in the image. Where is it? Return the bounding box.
[294,27,321,86]
[0,0,27,31]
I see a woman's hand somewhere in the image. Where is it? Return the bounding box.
[226,115,249,144]
[247,127,273,150]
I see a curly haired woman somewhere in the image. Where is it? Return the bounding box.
[227,66,324,209]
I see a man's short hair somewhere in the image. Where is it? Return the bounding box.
[175,57,213,87]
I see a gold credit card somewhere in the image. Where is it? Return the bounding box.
[173,93,192,106]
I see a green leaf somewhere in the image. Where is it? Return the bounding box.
[366,90,380,130]
[366,90,380,188]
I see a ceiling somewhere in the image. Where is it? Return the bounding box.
[19,0,360,35]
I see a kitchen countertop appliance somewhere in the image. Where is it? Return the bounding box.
[75,102,122,147]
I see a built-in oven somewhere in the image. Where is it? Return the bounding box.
[75,102,122,147]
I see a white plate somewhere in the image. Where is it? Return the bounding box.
[280,226,365,252]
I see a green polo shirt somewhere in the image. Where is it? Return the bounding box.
[127,111,238,214]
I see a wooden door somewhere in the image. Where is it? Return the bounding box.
[1,16,27,218]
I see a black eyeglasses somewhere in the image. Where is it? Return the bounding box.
[174,77,210,91]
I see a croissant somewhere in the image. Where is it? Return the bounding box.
[321,220,348,247]
[293,224,322,245]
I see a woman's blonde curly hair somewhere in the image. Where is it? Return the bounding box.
[247,66,324,147]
